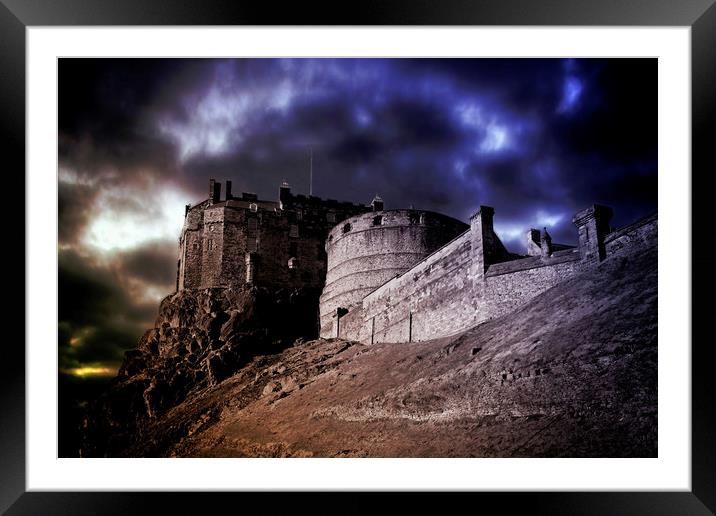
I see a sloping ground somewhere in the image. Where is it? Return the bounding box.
[123,245,657,458]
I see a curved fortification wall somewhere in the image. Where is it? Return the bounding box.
[319,209,468,336]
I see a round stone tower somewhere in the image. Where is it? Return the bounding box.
[319,209,468,336]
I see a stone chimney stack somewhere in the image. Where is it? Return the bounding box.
[573,204,613,263]
[526,228,541,256]
[225,180,233,200]
[371,195,384,212]
[279,180,292,209]
[209,178,221,204]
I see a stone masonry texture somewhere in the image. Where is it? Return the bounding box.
[319,209,468,333]
[323,205,657,344]
[178,180,372,292]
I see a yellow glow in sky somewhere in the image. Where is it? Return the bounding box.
[66,366,116,378]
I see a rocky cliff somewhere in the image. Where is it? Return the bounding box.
[83,242,657,458]
[81,286,322,456]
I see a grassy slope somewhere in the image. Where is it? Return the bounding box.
[127,245,657,458]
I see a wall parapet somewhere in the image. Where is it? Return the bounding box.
[604,212,657,244]
[604,212,657,258]
[485,248,580,277]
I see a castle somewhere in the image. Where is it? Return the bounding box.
[177,179,657,344]
[177,179,375,291]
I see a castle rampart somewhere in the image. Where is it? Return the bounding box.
[319,209,468,332]
[321,205,657,343]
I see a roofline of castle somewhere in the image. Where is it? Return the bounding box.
[328,208,469,234]
[185,179,377,214]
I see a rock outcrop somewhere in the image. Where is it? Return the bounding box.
[81,286,321,456]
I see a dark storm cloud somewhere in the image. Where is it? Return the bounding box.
[59,59,218,188]
[58,248,139,371]
[95,59,653,220]
[58,57,657,372]
[120,241,177,287]
[58,180,98,244]
[58,242,175,372]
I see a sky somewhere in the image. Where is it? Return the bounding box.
[58,58,657,377]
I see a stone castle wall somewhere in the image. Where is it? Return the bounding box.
[177,200,209,290]
[179,180,657,347]
[358,229,473,343]
[319,209,468,331]
[322,206,658,344]
[604,212,658,257]
[177,180,372,292]
[201,205,226,287]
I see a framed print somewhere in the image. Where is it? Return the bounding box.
[3,0,715,513]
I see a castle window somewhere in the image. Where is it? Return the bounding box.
[342,223,352,234]
[419,213,426,224]
[327,212,336,223]
[288,257,298,269]
[296,210,303,221]
[290,224,299,238]
[249,203,258,212]
[208,239,214,251]
[289,242,298,257]
[247,218,258,231]
[372,215,383,226]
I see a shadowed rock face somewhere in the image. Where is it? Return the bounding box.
[81,286,321,457]
[83,239,656,458]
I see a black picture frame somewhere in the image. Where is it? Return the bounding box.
[3,1,714,514]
